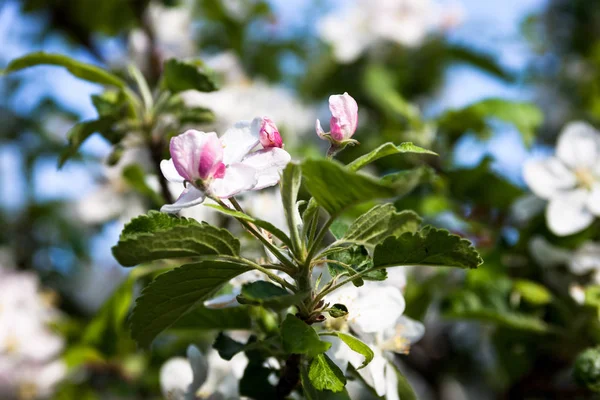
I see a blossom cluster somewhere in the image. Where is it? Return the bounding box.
[0,268,66,399]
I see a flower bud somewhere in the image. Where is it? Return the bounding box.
[315,92,359,156]
[259,117,283,148]
[328,92,358,141]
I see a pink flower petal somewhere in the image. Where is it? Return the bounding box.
[170,130,212,182]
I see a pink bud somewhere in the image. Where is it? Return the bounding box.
[259,117,283,148]
[328,92,358,141]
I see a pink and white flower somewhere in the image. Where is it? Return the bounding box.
[160,117,291,213]
[316,92,359,144]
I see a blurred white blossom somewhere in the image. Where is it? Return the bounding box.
[0,268,66,399]
[182,54,316,148]
[129,0,196,71]
[524,122,600,236]
[318,0,464,63]
[160,345,247,400]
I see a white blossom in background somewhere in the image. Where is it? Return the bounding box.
[324,281,424,399]
[160,345,247,400]
[75,147,150,226]
[129,0,196,71]
[181,53,316,148]
[524,122,600,236]
[318,0,464,63]
[0,268,66,399]
[529,236,600,284]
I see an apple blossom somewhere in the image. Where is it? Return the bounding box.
[524,121,600,236]
[318,0,455,64]
[324,282,424,398]
[0,268,66,399]
[160,345,247,400]
[160,117,291,213]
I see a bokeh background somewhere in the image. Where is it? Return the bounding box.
[2,0,600,398]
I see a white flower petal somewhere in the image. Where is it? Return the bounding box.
[395,316,425,344]
[209,163,258,198]
[546,189,594,236]
[588,184,600,215]
[384,362,400,400]
[160,357,193,400]
[187,345,209,396]
[523,157,576,200]
[570,242,600,275]
[240,148,291,190]
[556,121,600,169]
[221,121,260,165]
[161,186,206,213]
[161,158,185,183]
[351,285,406,334]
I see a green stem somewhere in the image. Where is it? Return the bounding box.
[305,214,336,262]
[219,198,297,272]
[310,265,389,308]
[236,257,297,292]
[128,64,154,113]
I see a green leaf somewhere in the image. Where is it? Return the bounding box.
[280,163,303,255]
[170,306,252,331]
[2,52,127,88]
[445,307,551,333]
[348,142,437,172]
[237,281,308,310]
[373,227,482,269]
[329,220,350,240]
[437,98,543,146]
[308,354,346,392]
[513,279,552,305]
[205,204,293,250]
[447,45,514,82]
[58,118,115,167]
[91,90,131,118]
[80,275,136,356]
[341,204,422,246]
[130,260,250,347]
[327,245,385,285]
[392,364,418,400]
[163,58,218,93]
[112,211,240,267]
[380,166,436,197]
[281,314,331,357]
[302,198,321,243]
[213,332,245,361]
[239,341,277,399]
[321,332,374,370]
[301,159,399,216]
[325,304,349,318]
[301,362,352,400]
